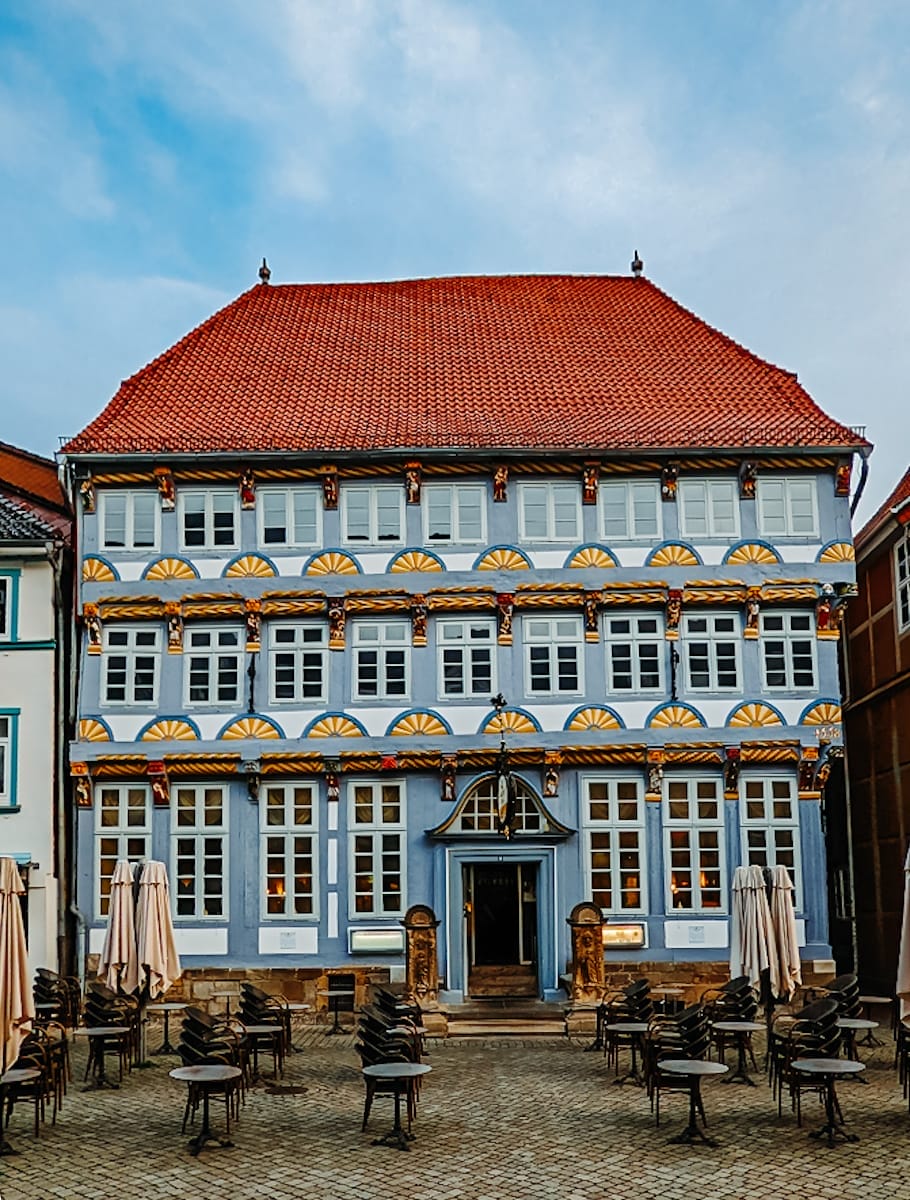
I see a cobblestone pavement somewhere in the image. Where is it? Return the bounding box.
[1,1025,907,1200]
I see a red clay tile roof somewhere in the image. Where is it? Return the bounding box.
[63,275,868,457]
[856,466,910,548]
[0,441,67,510]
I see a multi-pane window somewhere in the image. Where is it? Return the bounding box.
[353,620,409,699]
[258,487,321,548]
[261,783,317,918]
[663,776,725,912]
[342,485,403,544]
[0,575,10,641]
[518,482,581,541]
[761,611,816,689]
[600,480,661,541]
[269,623,328,703]
[604,614,664,692]
[185,626,244,706]
[756,478,819,538]
[349,781,405,917]
[0,713,16,807]
[103,627,161,705]
[457,776,546,833]
[172,785,228,919]
[740,775,801,903]
[897,531,910,634]
[99,491,158,551]
[179,490,238,550]
[437,619,495,697]
[678,479,740,538]
[683,613,740,691]
[424,484,485,544]
[584,777,646,913]
[524,617,583,695]
[95,785,150,917]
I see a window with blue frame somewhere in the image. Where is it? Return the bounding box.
[0,571,17,641]
[0,712,18,807]
[897,529,910,634]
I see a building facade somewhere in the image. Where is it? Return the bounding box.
[841,466,910,993]
[0,442,73,972]
[62,271,866,1003]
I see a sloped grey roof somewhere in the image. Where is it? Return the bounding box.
[0,494,55,541]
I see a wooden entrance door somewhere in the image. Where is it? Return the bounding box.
[465,863,538,997]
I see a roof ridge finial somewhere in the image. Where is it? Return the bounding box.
[259,257,271,285]
[631,250,644,278]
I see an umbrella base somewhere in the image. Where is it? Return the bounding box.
[188,1131,235,1156]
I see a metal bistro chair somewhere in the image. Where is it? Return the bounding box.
[644,1005,712,1128]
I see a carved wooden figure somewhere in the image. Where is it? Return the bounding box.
[582,463,599,505]
[661,461,679,501]
[328,598,346,649]
[154,466,175,510]
[405,463,422,504]
[322,467,339,509]
[567,902,605,1005]
[492,464,509,502]
[78,476,95,513]
[83,603,102,654]
[240,467,256,509]
[403,904,441,1007]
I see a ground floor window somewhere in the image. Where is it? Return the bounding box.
[663,775,725,912]
[583,776,646,913]
[172,784,228,919]
[260,782,317,917]
[94,784,151,918]
[740,773,801,905]
[349,780,406,917]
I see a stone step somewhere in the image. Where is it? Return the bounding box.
[445,1018,567,1038]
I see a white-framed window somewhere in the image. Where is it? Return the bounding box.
[756,477,819,538]
[0,712,17,807]
[604,613,664,693]
[584,776,647,913]
[896,530,910,634]
[260,782,318,918]
[518,482,581,542]
[353,620,410,700]
[99,491,159,551]
[269,623,328,704]
[761,611,816,690]
[95,784,151,918]
[172,784,228,919]
[102,626,161,706]
[437,618,496,698]
[341,484,403,545]
[600,480,661,541]
[457,776,547,833]
[0,573,13,642]
[740,774,801,905]
[179,489,239,551]
[184,626,244,706]
[679,479,740,538]
[349,780,406,917]
[524,616,583,695]
[683,613,740,691]
[663,775,725,912]
[258,487,321,548]
[424,484,486,544]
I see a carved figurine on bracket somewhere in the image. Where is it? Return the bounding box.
[582,463,599,505]
[153,466,176,511]
[645,750,664,800]
[441,755,457,804]
[567,902,605,1004]
[492,465,509,503]
[543,751,561,798]
[584,590,601,641]
[405,463,422,505]
[816,583,837,638]
[835,460,852,497]
[244,598,262,652]
[798,747,820,794]
[83,603,102,654]
[322,467,339,510]
[744,586,761,639]
[242,759,261,803]
[71,763,92,808]
[665,589,683,640]
[78,476,95,513]
[723,747,741,798]
[165,602,183,653]
[496,592,514,644]
[740,461,758,500]
[661,461,679,501]
[325,759,341,803]
[240,467,256,510]
[411,595,428,647]
[148,761,170,806]
[328,598,346,650]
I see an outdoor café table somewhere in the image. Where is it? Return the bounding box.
[285,1001,311,1051]
[239,1022,284,1081]
[792,1058,865,1146]
[836,1018,879,1072]
[711,1020,764,1086]
[147,1002,186,1055]
[318,988,355,1035]
[361,1062,432,1151]
[652,987,685,1015]
[857,995,891,1045]
[605,1022,648,1086]
[169,1064,242,1156]
[0,1068,41,1156]
[658,1059,728,1147]
[73,1025,130,1091]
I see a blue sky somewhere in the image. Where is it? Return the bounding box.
[1,0,907,524]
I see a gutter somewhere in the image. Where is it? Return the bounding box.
[850,447,873,520]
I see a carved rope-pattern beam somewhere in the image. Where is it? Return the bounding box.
[261,754,324,775]
[344,595,410,614]
[165,756,242,777]
[740,742,801,763]
[761,586,819,603]
[262,599,326,617]
[513,592,584,609]
[427,594,494,612]
[100,603,166,620]
[91,471,155,485]
[663,749,724,765]
[683,588,746,605]
[182,602,246,618]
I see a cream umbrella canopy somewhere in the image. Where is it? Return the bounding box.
[769,865,802,1001]
[0,857,34,1072]
[135,861,181,999]
[730,864,781,997]
[896,847,910,1023]
[98,860,141,995]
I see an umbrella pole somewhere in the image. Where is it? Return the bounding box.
[134,982,154,1069]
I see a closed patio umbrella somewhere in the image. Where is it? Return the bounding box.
[769,865,801,1001]
[730,864,780,997]
[135,861,181,1000]
[0,857,34,1071]
[98,860,141,995]
[896,847,910,1022]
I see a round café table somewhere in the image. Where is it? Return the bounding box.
[792,1058,865,1146]
[605,1022,649,1086]
[318,988,355,1035]
[652,986,686,1015]
[836,1018,878,1073]
[658,1059,728,1146]
[73,1026,130,1091]
[362,1062,431,1150]
[857,995,891,1045]
[170,1064,242,1156]
[147,1002,186,1055]
[239,1022,284,1081]
[712,1020,764,1086]
[285,1002,311,1052]
[0,1068,41,1156]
